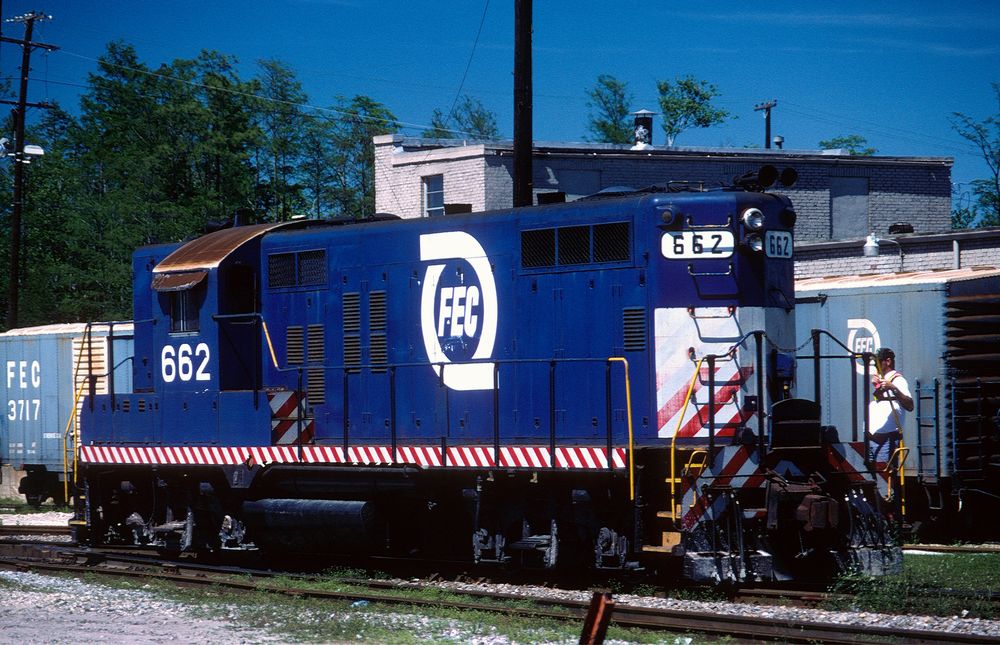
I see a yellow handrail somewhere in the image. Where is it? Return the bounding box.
[62,378,89,502]
[670,358,705,522]
[873,358,908,516]
[261,319,280,369]
[607,357,635,500]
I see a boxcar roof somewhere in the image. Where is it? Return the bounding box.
[796,266,1000,291]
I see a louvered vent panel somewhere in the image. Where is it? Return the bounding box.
[343,335,362,373]
[286,326,304,365]
[343,293,361,333]
[623,308,647,352]
[369,291,387,330]
[369,291,388,374]
[306,324,325,404]
[307,325,325,362]
[343,292,361,373]
[307,369,326,405]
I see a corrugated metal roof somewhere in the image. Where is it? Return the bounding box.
[796,267,1000,291]
[153,222,299,274]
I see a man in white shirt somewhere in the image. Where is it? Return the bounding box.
[868,347,914,463]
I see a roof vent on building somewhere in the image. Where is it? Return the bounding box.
[631,109,655,150]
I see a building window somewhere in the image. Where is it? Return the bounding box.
[830,177,869,240]
[423,174,444,217]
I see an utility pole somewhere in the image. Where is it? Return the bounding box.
[754,100,777,150]
[2,11,56,330]
[512,0,532,207]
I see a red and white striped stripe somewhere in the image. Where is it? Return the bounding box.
[79,444,627,470]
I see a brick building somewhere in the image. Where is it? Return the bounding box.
[374,135,952,240]
[373,135,998,277]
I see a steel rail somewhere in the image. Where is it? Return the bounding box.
[0,547,996,644]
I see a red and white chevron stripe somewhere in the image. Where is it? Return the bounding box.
[79,444,627,470]
[654,307,751,440]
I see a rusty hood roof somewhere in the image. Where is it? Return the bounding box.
[153,222,302,274]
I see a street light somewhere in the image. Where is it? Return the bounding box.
[863,234,905,270]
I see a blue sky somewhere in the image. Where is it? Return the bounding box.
[2,1,998,201]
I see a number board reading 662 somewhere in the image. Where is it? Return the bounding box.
[661,231,735,260]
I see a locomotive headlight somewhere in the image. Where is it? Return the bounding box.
[746,233,764,253]
[741,207,765,230]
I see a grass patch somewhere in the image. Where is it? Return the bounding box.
[63,570,718,643]
[827,552,1000,619]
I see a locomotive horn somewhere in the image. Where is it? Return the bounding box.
[780,167,798,187]
[734,165,779,191]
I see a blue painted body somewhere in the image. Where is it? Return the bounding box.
[81,189,796,453]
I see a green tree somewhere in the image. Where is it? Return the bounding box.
[300,114,339,218]
[423,95,500,140]
[951,82,1000,228]
[254,59,308,221]
[330,95,399,217]
[656,75,729,146]
[8,42,265,325]
[585,74,633,144]
[819,134,877,156]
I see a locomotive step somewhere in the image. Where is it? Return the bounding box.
[655,509,681,519]
[507,535,553,551]
[641,530,681,552]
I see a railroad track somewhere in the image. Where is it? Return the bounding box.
[0,524,72,537]
[0,542,995,644]
[904,543,1000,555]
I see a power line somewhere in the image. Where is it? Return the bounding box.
[444,0,491,127]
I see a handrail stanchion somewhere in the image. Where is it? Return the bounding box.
[851,352,859,442]
[707,354,716,457]
[812,329,821,404]
[390,365,398,463]
[862,351,872,468]
[493,363,500,466]
[605,361,613,471]
[607,357,634,500]
[549,360,557,468]
[755,332,765,456]
[671,358,704,528]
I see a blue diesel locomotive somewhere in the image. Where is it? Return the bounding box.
[74,169,901,582]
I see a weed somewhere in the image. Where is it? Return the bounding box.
[827,552,1000,619]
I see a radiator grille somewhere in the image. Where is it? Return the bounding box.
[557,226,590,265]
[594,222,631,262]
[268,253,295,288]
[298,250,327,286]
[521,228,556,268]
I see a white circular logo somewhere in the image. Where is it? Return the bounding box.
[846,318,881,375]
[419,232,498,390]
